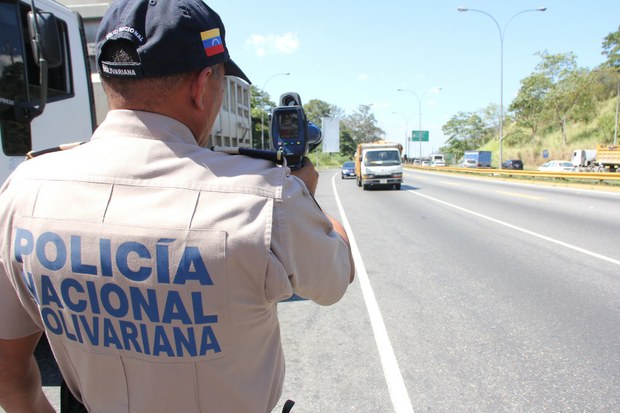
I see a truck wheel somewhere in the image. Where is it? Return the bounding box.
[363,184,368,190]
[395,184,401,190]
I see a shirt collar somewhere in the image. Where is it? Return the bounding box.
[92,110,199,146]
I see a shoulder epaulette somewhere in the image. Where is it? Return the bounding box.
[25,141,86,160]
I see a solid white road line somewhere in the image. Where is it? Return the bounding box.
[332,175,414,413]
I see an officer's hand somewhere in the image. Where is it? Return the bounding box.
[290,157,318,195]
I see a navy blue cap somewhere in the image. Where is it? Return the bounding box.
[96,0,250,84]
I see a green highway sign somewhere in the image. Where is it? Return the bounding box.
[411,130,429,142]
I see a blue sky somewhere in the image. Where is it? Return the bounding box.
[210,0,619,158]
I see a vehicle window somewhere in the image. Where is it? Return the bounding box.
[366,151,400,165]
[0,3,27,103]
[0,1,31,156]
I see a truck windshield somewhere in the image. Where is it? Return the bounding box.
[464,153,477,161]
[365,150,401,165]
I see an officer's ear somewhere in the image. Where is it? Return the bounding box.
[190,66,213,111]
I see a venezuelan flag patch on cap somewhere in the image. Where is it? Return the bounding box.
[201,28,225,56]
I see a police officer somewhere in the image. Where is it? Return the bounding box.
[0,0,354,412]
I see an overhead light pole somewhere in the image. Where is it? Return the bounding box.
[458,6,546,168]
[397,87,442,161]
[612,75,620,146]
[260,72,290,149]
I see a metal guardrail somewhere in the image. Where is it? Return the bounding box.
[406,165,620,183]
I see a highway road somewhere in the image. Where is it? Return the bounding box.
[15,168,620,413]
[273,168,620,413]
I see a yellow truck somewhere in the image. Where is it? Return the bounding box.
[355,141,403,190]
[595,144,620,172]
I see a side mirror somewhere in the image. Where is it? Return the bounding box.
[27,11,62,68]
[19,10,63,119]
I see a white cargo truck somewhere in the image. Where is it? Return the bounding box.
[571,149,597,170]
[355,141,403,190]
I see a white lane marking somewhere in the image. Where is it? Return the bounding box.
[496,190,544,201]
[332,175,414,413]
[407,189,620,267]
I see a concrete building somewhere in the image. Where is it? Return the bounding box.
[59,0,252,148]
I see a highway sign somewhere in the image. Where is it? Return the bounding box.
[411,130,429,142]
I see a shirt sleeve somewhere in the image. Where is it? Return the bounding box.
[0,178,44,339]
[0,258,43,339]
[270,174,352,305]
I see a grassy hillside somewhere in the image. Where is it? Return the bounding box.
[482,97,618,169]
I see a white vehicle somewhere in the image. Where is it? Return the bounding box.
[431,153,445,163]
[0,0,97,184]
[355,141,403,190]
[462,150,492,168]
[537,160,574,172]
[431,160,446,167]
[571,149,597,169]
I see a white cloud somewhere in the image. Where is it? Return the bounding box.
[246,32,299,57]
[358,74,370,81]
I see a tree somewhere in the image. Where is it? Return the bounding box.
[339,124,357,159]
[509,72,549,139]
[440,111,486,160]
[534,51,596,146]
[344,104,384,144]
[480,103,501,136]
[250,85,276,149]
[304,99,337,127]
[601,25,620,70]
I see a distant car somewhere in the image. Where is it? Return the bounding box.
[340,161,355,179]
[431,160,446,167]
[537,160,574,172]
[502,159,523,170]
[421,160,430,166]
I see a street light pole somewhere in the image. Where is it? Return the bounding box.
[260,72,290,149]
[458,7,546,168]
[614,77,619,146]
[397,88,441,161]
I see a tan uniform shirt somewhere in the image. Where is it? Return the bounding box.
[0,110,352,413]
